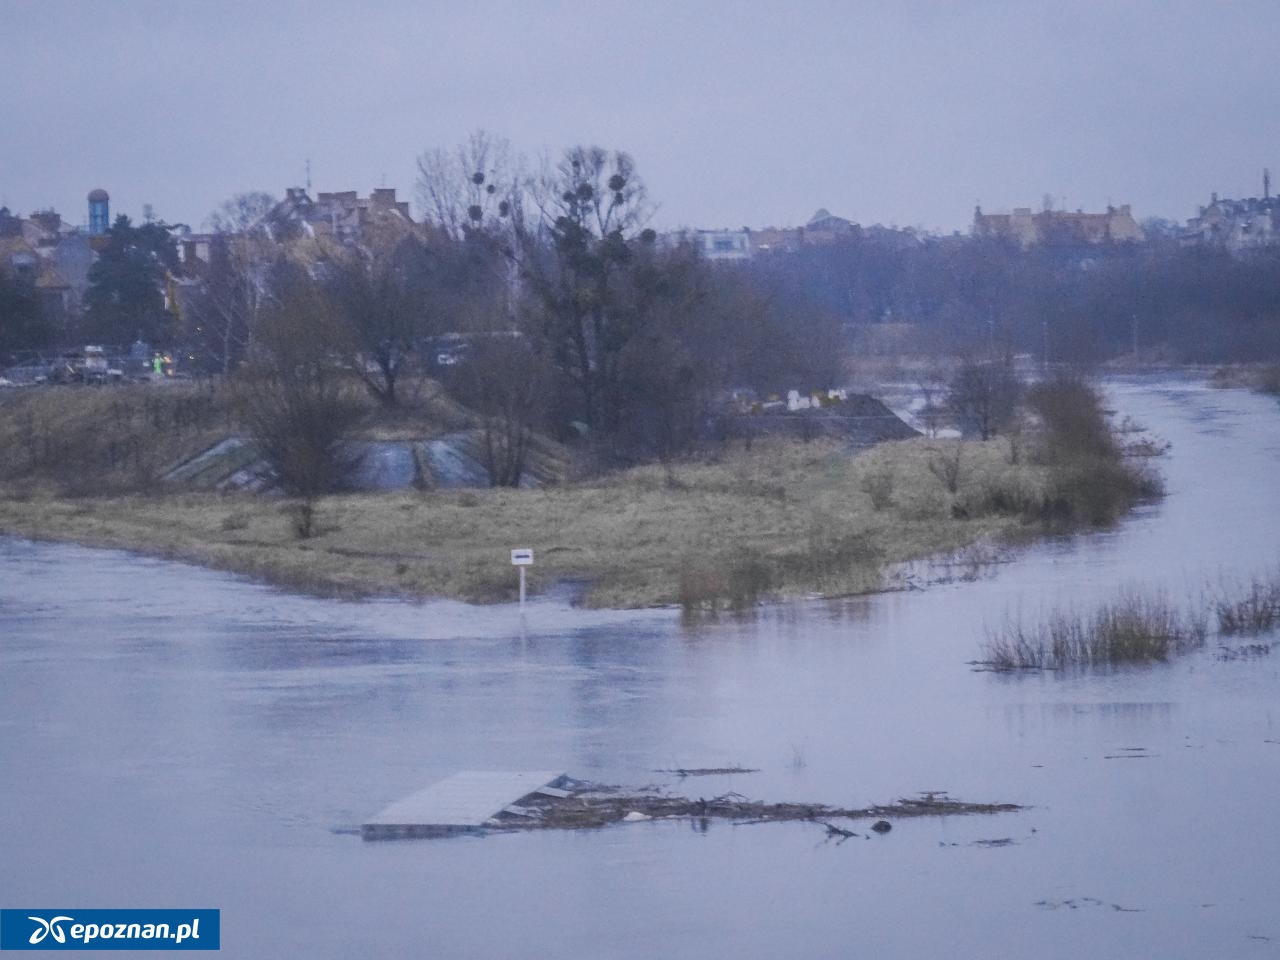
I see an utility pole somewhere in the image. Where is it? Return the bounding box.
[1042,320,1049,373]
[1131,315,1139,362]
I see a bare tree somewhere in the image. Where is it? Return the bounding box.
[947,356,1022,440]
[187,192,279,373]
[417,130,522,243]
[447,335,550,487]
[238,260,362,525]
[916,362,948,438]
[328,234,441,407]
[516,146,657,437]
[206,191,276,236]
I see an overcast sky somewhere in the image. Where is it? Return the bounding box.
[5,0,1280,234]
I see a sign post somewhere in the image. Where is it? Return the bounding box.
[510,548,533,608]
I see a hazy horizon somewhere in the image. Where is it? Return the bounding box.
[6,0,1280,234]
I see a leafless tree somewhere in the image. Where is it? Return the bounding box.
[916,362,949,438]
[417,130,523,243]
[947,356,1022,440]
[206,191,276,236]
[447,335,551,487]
[238,260,362,522]
[515,146,659,438]
[187,192,279,373]
[327,234,441,407]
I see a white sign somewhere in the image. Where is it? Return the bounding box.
[511,548,534,566]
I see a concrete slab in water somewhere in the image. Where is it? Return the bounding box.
[362,771,565,839]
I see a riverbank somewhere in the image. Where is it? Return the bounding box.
[1209,362,1280,396]
[0,374,1161,608]
[1,435,1067,608]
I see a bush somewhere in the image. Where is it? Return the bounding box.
[859,467,896,510]
[1025,375,1163,528]
[238,369,363,497]
[927,442,964,494]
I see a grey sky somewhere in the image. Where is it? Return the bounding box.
[5,0,1279,234]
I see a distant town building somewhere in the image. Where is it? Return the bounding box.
[0,202,98,325]
[664,227,752,261]
[972,203,1143,247]
[176,231,216,266]
[748,208,857,254]
[1182,174,1280,252]
[267,186,414,246]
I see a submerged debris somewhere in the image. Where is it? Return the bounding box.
[1035,897,1143,913]
[653,766,760,777]
[484,782,1021,834]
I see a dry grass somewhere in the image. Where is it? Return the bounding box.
[0,378,477,495]
[0,377,1162,609]
[0,435,1058,609]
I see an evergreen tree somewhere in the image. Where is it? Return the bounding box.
[83,215,179,345]
[0,268,54,360]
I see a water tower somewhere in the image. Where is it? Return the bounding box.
[88,188,110,235]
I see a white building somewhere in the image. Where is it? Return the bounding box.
[664,227,752,261]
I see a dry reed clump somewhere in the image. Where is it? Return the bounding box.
[982,590,1208,670]
[0,383,234,495]
[1216,572,1280,635]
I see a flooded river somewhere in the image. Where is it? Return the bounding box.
[2,376,1279,958]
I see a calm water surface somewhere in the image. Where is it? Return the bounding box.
[2,376,1279,958]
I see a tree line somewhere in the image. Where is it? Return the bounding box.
[751,226,1280,364]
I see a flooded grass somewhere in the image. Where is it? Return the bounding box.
[982,590,1208,670]
[1215,571,1280,635]
[983,569,1280,671]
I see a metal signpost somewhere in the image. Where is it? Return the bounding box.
[510,548,533,607]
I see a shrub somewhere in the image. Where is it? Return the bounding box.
[1025,375,1163,528]
[859,467,896,510]
[927,443,964,494]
